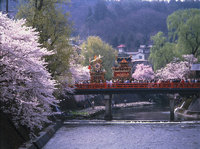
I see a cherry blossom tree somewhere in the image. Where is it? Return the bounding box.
[0,13,58,132]
[69,49,90,83]
[156,55,197,80]
[70,65,90,83]
[132,64,155,81]
[58,62,90,100]
[69,49,91,102]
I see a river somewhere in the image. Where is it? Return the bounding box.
[43,103,200,149]
[95,103,170,121]
[43,121,200,149]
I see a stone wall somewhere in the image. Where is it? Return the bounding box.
[0,112,63,149]
[19,121,62,149]
[175,95,200,120]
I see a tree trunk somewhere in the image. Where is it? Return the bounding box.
[0,0,2,11]
[35,0,38,8]
[6,0,8,13]
[38,0,44,10]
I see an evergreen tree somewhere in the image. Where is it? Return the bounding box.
[86,6,95,36]
[119,34,125,44]
[112,36,119,48]
[94,0,108,21]
[127,33,134,50]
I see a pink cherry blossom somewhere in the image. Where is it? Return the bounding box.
[0,13,57,132]
[132,64,155,81]
[156,55,196,80]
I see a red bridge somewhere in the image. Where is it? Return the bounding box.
[73,82,200,95]
[72,82,200,121]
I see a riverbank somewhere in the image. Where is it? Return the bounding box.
[66,101,153,119]
[174,98,200,121]
[19,121,63,149]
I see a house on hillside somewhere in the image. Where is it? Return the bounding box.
[117,44,151,61]
[117,44,126,53]
[137,45,151,60]
[116,44,152,72]
[126,51,145,61]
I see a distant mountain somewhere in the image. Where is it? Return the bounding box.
[2,0,200,51]
[69,0,200,50]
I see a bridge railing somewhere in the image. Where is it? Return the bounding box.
[74,82,200,90]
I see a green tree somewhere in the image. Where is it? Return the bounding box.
[149,32,175,70]
[119,34,125,44]
[150,9,200,70]
[126,33,134,50]
[86,6,95,36]
[17,0,72,82]
[81,36,118,80]
[167,9,200,57]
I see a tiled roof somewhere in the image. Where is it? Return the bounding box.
[117,44,126,48]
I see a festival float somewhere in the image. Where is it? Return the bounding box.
[88,55,106,83]
[112,56,132,82]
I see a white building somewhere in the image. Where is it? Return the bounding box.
[117,44,151,61]
[126,51,145,61]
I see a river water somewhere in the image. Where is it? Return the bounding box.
[43,121,200,149]
[95,103,170,121]
[43,104,200,149]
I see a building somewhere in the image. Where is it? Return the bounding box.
[117,44,126,53]
[126,51,145,61]
[117,44,151,62]
[116,44,152,72]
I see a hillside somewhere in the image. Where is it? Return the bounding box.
[69,0,200,50]
[2,0,200,50]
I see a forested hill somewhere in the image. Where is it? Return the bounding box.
[69,0,200,51]
[2,0,200,51]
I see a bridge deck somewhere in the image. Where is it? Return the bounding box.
[73,82,200,94]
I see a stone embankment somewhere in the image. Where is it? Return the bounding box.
[175,98,200,120]
[19,121,63,149]
[175,108,200,120]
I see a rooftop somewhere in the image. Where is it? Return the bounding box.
[117,44,126,48]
